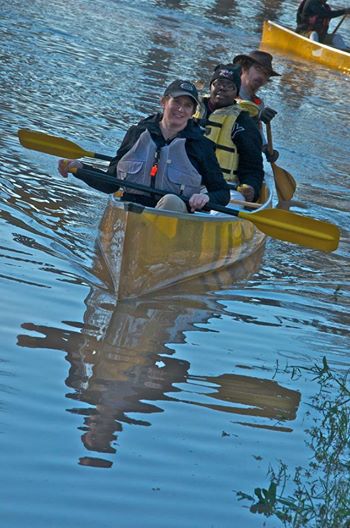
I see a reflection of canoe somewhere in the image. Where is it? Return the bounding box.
[97,189,272,299]
[261,20,350,73]
[18,287,301,467]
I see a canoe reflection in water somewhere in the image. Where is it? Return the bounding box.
[17,253,300,469]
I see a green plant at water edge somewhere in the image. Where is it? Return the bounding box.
[236,357,350,527]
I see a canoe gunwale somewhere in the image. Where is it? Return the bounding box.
[261,20,350,72]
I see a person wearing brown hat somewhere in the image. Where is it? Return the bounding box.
[194,64,264,203]
[232,50,280,163]
[58,79,230,213]
[296,0,350,49]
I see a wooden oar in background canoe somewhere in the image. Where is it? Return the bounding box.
[266,123,297,202]
[331,15,347,36]
[17,129,340,252]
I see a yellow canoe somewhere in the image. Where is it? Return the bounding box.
[261,20,350,73]
[97,191,272,299]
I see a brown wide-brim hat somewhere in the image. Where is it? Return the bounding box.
[233,50,281,77]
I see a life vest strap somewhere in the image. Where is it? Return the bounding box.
[206,120,222,129]
[216,143,236,153]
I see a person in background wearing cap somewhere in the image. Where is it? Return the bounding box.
[194,64,264,203]
[232,50,281,164]
[58,79,230,213]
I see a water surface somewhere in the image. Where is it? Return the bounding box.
[1,1,349,526]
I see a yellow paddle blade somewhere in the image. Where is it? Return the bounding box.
[272,161,297,202]
[238,208,339,252]
[18,129,93,159]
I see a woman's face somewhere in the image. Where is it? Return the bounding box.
[161,95,195,128]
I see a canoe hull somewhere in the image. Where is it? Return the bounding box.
[97,195,271,299]
[261,20,350,73]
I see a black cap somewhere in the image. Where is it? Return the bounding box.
[163,80,199,105]
[210,64,241,92]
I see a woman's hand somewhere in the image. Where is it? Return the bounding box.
[188,193,210,212]
[58,159,83,178]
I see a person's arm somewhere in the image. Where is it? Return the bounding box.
[233,112,264,201]
[57,159,117,194]
[327,7,350,19]
[79,126,143,194]
[197,137,231,206]
[57,126,142,194]
[107,125,141,176]
[304,0,349,19]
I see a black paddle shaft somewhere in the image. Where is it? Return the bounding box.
[74,167,239,217]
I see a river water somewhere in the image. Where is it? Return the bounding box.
[1,1,349,527]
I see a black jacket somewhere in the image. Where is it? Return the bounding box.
[296,0,347,35]
[199,98,264,201]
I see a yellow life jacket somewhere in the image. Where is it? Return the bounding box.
[194,102,241,181]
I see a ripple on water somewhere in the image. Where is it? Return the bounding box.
[1,1,349,527]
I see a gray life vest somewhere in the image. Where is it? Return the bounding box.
[116,129,202,200]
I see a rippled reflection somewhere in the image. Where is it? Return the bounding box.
[1,0,350,525]
[18,278,301,468]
